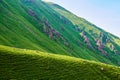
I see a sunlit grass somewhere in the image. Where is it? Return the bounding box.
[0,45,120,80]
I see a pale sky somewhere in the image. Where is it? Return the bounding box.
[44,0,120,38]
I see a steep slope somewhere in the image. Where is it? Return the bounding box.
[46,1,120,65]
[0,45,120,80]
[0,0,120,66]
[0,0,69,54]
[49,2,120,54]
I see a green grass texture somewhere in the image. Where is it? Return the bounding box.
[0,0,120,66]
[0,45,120,80]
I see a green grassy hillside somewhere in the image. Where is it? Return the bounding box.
[0,45,120,80]
[0,0,120,66]
[0,0,69,54]
[48,2,120,64]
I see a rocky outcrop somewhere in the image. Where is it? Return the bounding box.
[28,9,39,20]
[81,31,92,48]
[110,44,115,51]
[96,40,104,51]
[28,9,36,16]
[95,39,107,55]
[43,20,70,47]
[110,44,118,55]
[81,31,86,37]
[106,36,111,43]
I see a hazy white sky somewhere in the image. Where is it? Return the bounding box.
[45,0,120,37]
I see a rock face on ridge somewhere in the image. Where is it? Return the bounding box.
[0,0,120,66]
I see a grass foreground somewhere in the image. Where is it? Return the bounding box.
[0,45,120,80]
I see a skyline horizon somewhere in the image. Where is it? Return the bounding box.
[44,0,120,38]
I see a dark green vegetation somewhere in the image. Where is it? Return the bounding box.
[0,0,120,66]
[0,0,120,79]
[0,45,120,80]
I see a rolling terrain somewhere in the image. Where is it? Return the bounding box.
[0,0,120,66]
[0,45,120,80]
[0,0,120,79]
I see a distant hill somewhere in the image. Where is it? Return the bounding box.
[0,45,120,80]
[0,0,120,67]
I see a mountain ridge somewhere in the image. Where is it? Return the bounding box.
[1,0,120,79]
[0,0,120,66]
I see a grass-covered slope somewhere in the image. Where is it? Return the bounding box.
[0,45,120,80]
[0,0,69,54]
[47,2,120,66]
[0,0,120,66]
[49,2,120,52]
